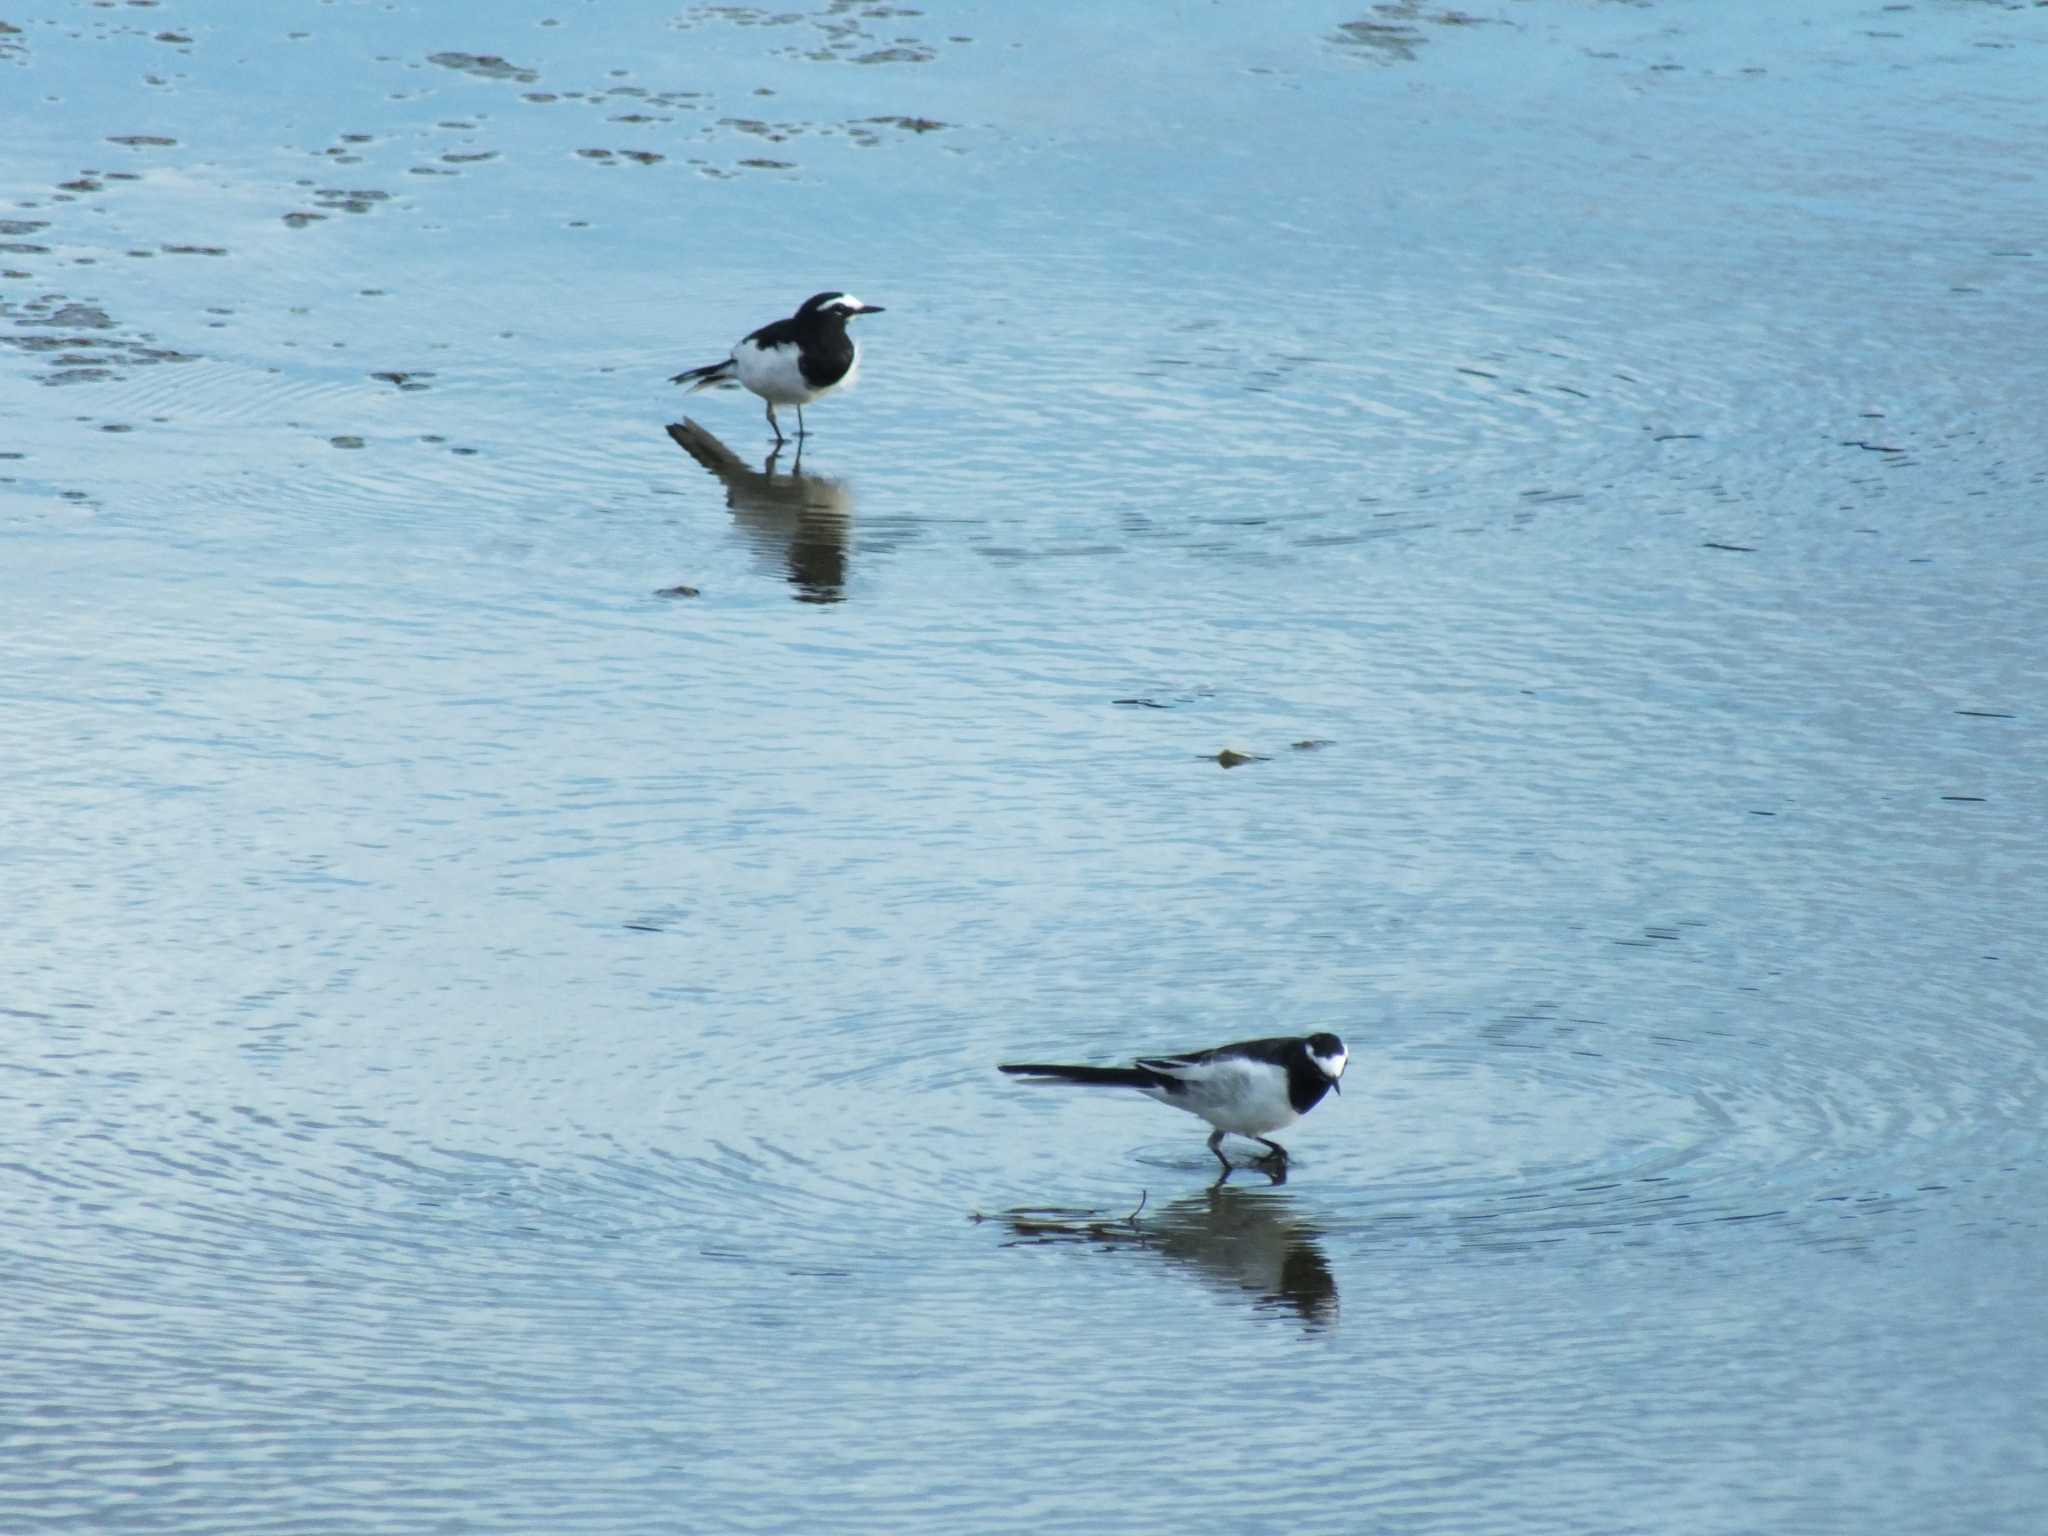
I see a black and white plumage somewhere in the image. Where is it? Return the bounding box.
[999,1033,1347,1180]
[668,291,884,445]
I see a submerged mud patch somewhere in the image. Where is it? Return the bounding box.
[676,2,955,67]
[0,292,198,385]
[1331,4,1500,64]
[311,188,393,215]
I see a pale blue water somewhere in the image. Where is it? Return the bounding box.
[4,2,2046,1532]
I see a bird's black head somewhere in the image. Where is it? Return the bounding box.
[1303,1033,1347,1093]
[797,291,885,323]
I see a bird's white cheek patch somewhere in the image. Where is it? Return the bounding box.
[1313,1047,1348,1082]
[832,294,869,314]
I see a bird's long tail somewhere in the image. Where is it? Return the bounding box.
[669,358,737,392]
[999,1062,1158,1088]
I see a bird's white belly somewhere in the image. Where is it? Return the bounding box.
[731,338,859,405]
[1199,1097,1301,1137]
[1142,1064,1298,1137]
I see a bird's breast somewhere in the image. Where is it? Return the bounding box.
[797,333,857,392]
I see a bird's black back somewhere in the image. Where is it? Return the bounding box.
[742,314,802,349]
[1138,1034,1342,1117]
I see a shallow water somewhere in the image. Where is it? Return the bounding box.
[5,1,2047,1531]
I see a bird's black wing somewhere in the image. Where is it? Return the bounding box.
[1137,1036,1301,1073]
[742,315,803,349]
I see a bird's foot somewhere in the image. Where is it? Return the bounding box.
[1251,1141,1290,1186]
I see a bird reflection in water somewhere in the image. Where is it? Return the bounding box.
[664,418,852,604]
[998,1186,1337,1332]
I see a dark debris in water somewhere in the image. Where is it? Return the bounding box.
[1214,749,1270,769]
[986,1197,1152,1238]
[1112,687,1212,711]
[428,51,540,85]
[721,116,795,142]
[371,371,434,392]
[1333,16,1427,64]
[851,46,934,64]
[656,584,702,599]
[314,188,392,214]
[862,114,947,132]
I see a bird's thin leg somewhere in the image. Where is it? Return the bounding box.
[1254,1137,1290,1164]
[765,401,785,445]
[795,404,807,440]
[1208,1129,1234,1186]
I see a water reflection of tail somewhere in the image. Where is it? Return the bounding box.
[664,417,852,604]
[1001,1186,1337,1332]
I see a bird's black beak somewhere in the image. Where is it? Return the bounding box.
[857,304,885,315]
[1331,1078,1341,1095]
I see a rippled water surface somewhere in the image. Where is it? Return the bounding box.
[5,1,2047,1531]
